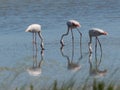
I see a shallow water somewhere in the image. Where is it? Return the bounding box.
[0,0,120,89]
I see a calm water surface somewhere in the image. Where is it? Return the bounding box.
[0,0,120,89]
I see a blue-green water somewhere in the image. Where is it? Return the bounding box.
[0,0,120,89]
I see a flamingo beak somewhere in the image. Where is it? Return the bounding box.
[103,32,108,35]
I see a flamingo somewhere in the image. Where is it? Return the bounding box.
[25,24,44,50]
[60,20,82,46]
[88,28,108,60]
[60,20,82,57]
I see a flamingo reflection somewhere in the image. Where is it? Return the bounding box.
[27,49,44,76]
[60,46,81,72]
[88,52,107,77]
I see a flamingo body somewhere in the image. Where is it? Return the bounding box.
[25,24,41,33]
[89,28,108,37]
[67,20,81,28]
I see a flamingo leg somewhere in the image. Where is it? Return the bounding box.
[60,27,69,46]
[71,29,74,61]
[38,32,44,50]
[96,37,102,66]
[32,33,35,67]
[95,37,98,62]
[32,32,35,46]
[32,33,34,50]
[88,36,92,54]
[35,33,38,66]
[35,33,38,52]
[76,28,82,58]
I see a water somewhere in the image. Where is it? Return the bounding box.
[0,0,120,89]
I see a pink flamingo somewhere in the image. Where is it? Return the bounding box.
[25,24,44,50]
[60,20,82,46]
[60,20,82,57]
